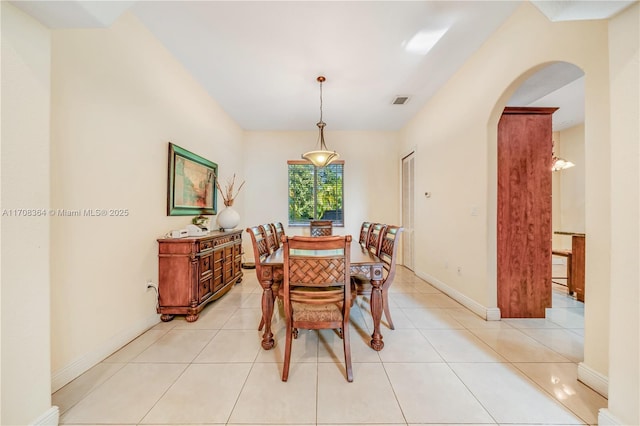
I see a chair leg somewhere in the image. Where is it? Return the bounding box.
[342,321,353,382]
[258,316,265,331]
[382,288,395,330]
[282,321,293,382]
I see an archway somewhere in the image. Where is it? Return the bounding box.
[487,59,591,373]
[500,61,585,317]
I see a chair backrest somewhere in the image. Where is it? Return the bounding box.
[246,225,271,268]
[282,234,353,382]
[378,226,403,286]
[310,220,333,237]
[273,222,286,247]
[261,223,278,254]
[283,235,352,307]
[358,222,372,246]
[366,223,387,256]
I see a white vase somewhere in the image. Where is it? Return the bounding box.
[217,205,240,231]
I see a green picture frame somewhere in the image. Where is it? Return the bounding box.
[167,142,218,216]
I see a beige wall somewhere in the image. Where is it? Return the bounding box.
[605,3,639,425]
[1,3,56,425]
[400,0,612,384]
[2,2,637,424]
[552,124,586,250]
[242,130,401,259]
[49,12,245,389]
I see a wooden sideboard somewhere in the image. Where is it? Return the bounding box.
[157,229,243,322]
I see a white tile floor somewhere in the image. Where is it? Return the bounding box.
[54,265,606,425]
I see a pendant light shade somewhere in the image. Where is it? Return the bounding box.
[552,157,575,171]
[551,140,575,171]
[302,76,339,168]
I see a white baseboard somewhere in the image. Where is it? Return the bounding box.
[31,406,59,425]
[598,408,624,425]
[577,362,609,398]
[486,307,501,321]
[415,271,501,320]
[51,313,160,393]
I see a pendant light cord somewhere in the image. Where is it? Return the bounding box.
[302,75,339,167]
[319,78,324,125]
[317,76,327,149]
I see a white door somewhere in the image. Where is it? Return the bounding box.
[402,152,415,270]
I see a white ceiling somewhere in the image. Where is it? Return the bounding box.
[10,0,635,132]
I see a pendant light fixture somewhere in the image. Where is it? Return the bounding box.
[551,140,575,171]
[302,76,339,168]
[552,157,575,171]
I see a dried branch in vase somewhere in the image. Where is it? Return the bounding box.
[214,172,245,207]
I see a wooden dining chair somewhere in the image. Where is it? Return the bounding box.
[273,222,286,247]
[261,223,279,254]
[358,221,372,247]
[246,225,282,331]
[281,235,353,382]
[365,223,387,256]
[352,225,403,330]
[310,220,333,237]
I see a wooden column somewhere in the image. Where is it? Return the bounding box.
[497,107,557,318]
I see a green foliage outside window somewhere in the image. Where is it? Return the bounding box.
[288,162,344,226]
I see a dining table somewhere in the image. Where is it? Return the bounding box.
[257,242,387,351]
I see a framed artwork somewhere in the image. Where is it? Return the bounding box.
[167,142,218,216]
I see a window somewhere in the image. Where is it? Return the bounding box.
[288,160,344,226]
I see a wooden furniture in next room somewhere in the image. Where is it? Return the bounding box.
[552,248,572,289]
[554,231,586,302]
[497,107,557,318]
[157,230,243,322]
[281,235,353,382]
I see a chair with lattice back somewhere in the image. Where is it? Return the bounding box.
[310,220,333,236]
[358,221,372,247]
[365,223,387,256]
[273,222,286,247]
[352,225,403,330]
[281,235,353,382]
[261,223,279,254]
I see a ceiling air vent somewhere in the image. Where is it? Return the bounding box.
[392,96,410,105]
